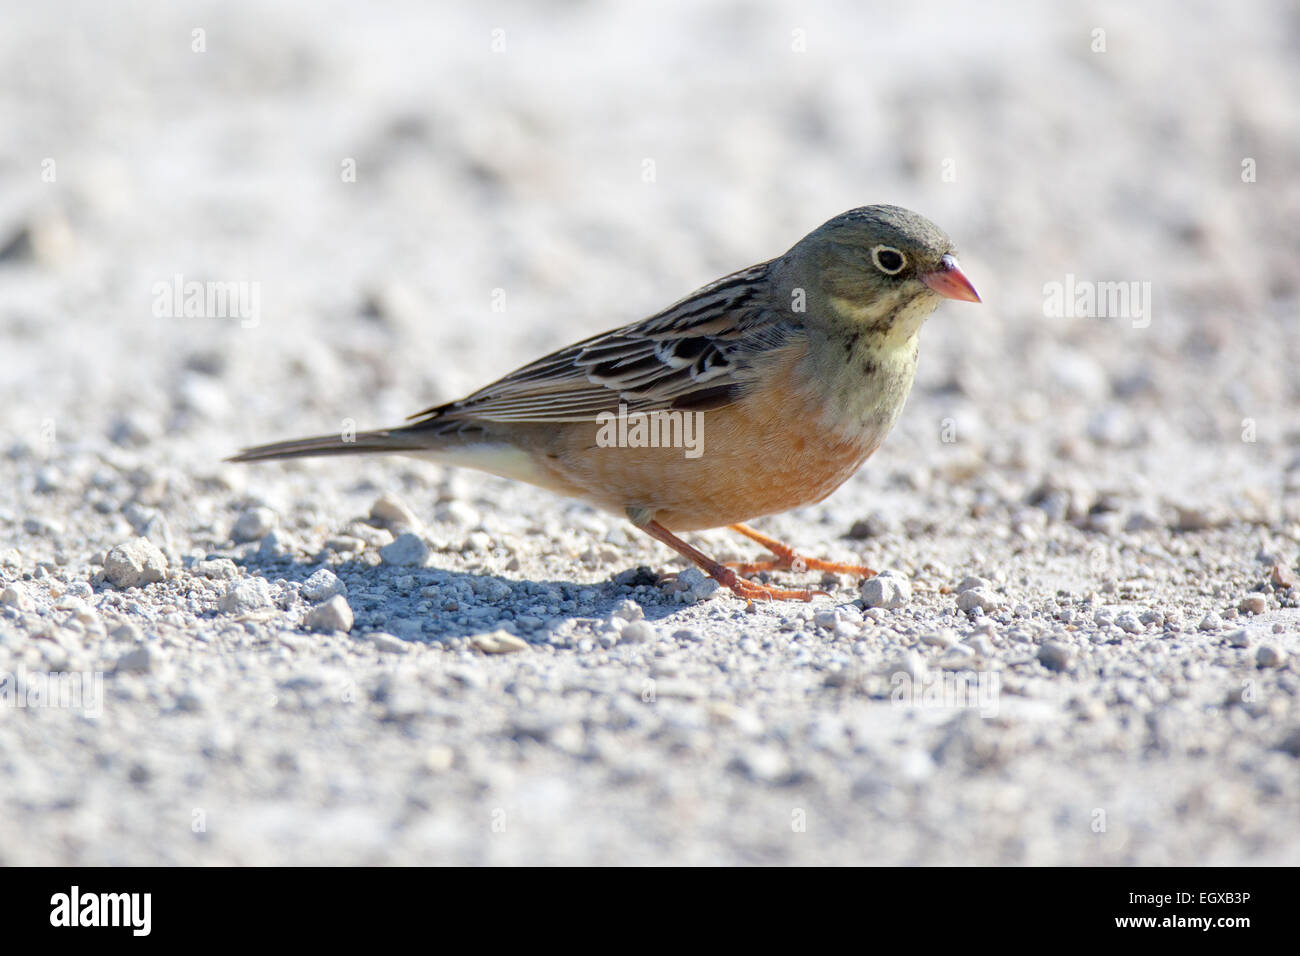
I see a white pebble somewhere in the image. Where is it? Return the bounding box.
[301,568,346,603]
[218,577,273,614]
[957,587,1002,613]
[1,583,33,611]
[304,595,353,633]
[860,571,911,609]
[103,537,169,589]
[469,629,529,654]
[232,506,277,543]
[369,493,421,531]
[379,532,431,567]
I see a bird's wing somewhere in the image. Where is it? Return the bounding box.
[406,261,797,430]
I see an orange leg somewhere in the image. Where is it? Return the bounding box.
[725,523,877,578]
[633,519,828,602]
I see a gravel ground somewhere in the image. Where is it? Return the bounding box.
[3,0,1300,865]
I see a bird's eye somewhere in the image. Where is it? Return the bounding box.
[871,245,906,275]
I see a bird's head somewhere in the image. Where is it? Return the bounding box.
[784,204,980,342]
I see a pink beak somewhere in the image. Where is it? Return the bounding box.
[921,254,981,303]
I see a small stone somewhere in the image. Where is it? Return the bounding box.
[115,645,155,674]
[1269,563,1299,591]
[1038,641,1074,672]
[304,595,353,633]
[957,587,1002,613]
[860,571,911,609]
[1114,611,1143,634]
[1125,510,1162,532]
[956,576,991,593]
[609,599,644,623]
[33,466,62,493]
[232,506,277,543]
[347,522,395,548]
[433,500,480,527]
[217,577,274,614]
[618,621,656,644]
[323,535,367,554]
[1256,645,1286,669]
[23,516,62,536]
[464,531,492,553]
[379,532,431,567]
[110,622,143,643]
[257,529,296,560]
[673,567,720,603]
[361,631,409,654]
[1224,628,1253,649]
[423,745,455,773]
[301,568,347,603]
[920,630,958,649]
[369,493,421,532]
[103,537,169,588]
[1,583,33,611]
[1277,728,1300,758]
[1198,612,1223,632]
[1239,594,1268,615]
[729,745,791,783]
[1173,505,1219,532]
[891,650,926,682]
[470,629,529,654]
[194,558,239,580]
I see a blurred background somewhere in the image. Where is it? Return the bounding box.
[3,0,1297,517]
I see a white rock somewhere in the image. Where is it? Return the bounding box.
[1115,611,1144,634]
[379,533,431,567]
[218,577,273,614]
[361,631,410,654]
[618,621,656,644]
[470,629,529,654]
[673,567,720,603]
[957,587,1002,613]
[301,568,347,603]
[115,645,155,674]
[1,583,33,611]
[369,493,421,532]
[232,506,277,542]
[103,537,168,588]
[861,571,911,609]
[609,599,644,623]
[434,500,480,527]
[1256,645,1286,668]
[304,595,353,633]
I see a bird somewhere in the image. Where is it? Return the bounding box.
[228,205,980,601]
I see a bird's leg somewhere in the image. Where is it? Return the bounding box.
[725,523,877,578]
[629,515,828,602]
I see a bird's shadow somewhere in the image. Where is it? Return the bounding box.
[233,550,701,644]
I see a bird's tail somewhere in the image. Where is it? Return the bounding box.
[225,426,437,464]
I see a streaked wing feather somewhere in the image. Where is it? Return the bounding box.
[406,261,792,428]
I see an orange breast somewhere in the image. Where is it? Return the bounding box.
[536,348,878,531]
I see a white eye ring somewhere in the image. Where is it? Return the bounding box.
[871,244,907,275]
